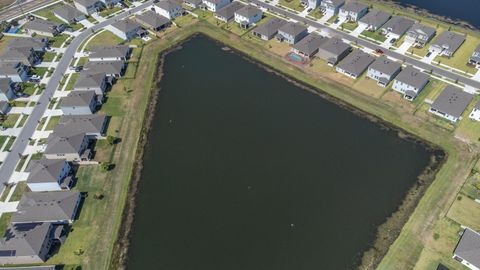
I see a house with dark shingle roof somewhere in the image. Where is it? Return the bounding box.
[23,18,64,37]
[214,2,244,23]
[88,45,131,62]
[380,16,415,39]
[469,45,480,66]
[429,31,466,57]
[0,101,10,115]
[26,157,72,192]
[252,17,287,41]
[319,0,345,15]
[44,130,91,162]
[60,90,97,115]
[53,4,86,24]
[184,0,202,8]
[277,22,308,44]
[0,62,29,82]
[234,5,262,29]
[12,191,81,225]
[292,33,327,58]
[154,0,183,20]
[339,1,368,22]
[429,85,473,122]
[0,223,64,264]
[202,0,231,12]
[57,114,107,139]
[0,47,40,66]
[73,0,103,15]
[453,227,480,270]
[358,9,390,31]
[110,19,143,40]
[406,23,436,48]
[135,10,171,31]
[84,60,126,78]
[367,56,401,87]
[392,66,429,100]
[73,72,108,99]
[316,36,351,65]
[7,37,49,53]
[335,49,374,79]
[0,78,14,102]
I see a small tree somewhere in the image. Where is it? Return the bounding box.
[100,162,113,171]
[106,135,116,145]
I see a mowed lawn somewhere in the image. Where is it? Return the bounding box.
[85,30,124,50]
[434,33,480,75]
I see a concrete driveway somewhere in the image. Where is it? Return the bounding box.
[351,24,367,37]
[396,40,414,54]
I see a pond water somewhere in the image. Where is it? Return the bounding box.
[126,35,433,269]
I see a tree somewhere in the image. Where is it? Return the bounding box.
[106,135,117,145]
[100,162,113,171]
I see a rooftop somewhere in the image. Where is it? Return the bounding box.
[368,56,402,76]
[432,31,465,52]
[252,17,287,37]
[358,9,390,28]
[336,49,375,76]
[341,1,368,13]
[235,5,262,18]
[381,16,415,36]
[278,22,308,37]
[53,4,84,21]
[60,90,96,108]
[26,157,68,184]
[394,66,429,89]
[453,228,480,268]
[135,10,170,29]
[111,19,141,33]
[431,85,473,118]
[293,33,327,55]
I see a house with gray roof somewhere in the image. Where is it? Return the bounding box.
[110,19,143,40]
[339,1,368,22]
[53,4,86,24]
[380,16,415,39]
[277,22,308,44]
[319,0,345,15]
[405,23,436,48]
[367,56,401,87]
[214,2,244,23]
[135,10,171,31]
[73,0,103,15]
[316,36,351,65]
[73,72,108,99]
[469,45,480,67]
[154,0,183,20]
[0,62,29,82]
[252,17,287,41]
[0,78,14,102]
[453,227,480,270]
[23,18,64,37]
[0,223,64,264]
[26,157,72,192]
[88,45,131,61]
[430,85,473,122]
[60,90,97,115]
[358,9,390,31]
[12,191,81,225]
[84,60,126,78]
[430,31,466,57]
[7,37,48,52]
[234,5,262,29]
[44,130,91,162]
[392,66,429,100]
[292,33,327,58]
[58,113,107,139]
[335,49,374,79]
[202,0,231,12]
[0,101,10,115]
[184,0,202,8]
[0,47,40,66]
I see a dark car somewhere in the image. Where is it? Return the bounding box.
[426,51,432,57]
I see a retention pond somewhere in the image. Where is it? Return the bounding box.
[126,35,436,269]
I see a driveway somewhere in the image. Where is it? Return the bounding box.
[396,40,414,54]
[380,36,395,49]
[330,17,346,29]
[421,50,439,64]
[351,24,367,37]
[319,13,332,24]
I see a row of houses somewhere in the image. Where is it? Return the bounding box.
[73,0,122,15]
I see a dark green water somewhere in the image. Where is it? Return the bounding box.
[126,35,432,270]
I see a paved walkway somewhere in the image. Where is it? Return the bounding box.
[0,202,19,213]
[421,50,439,64]
[79,19,95,28]
[396,40,414,54]
[31,130,53,140]
[330,17,345,29]
[351,24,367,37]
[318,13,332,24]
[8,107,33,115]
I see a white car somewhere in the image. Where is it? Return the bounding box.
[30,75,41,80]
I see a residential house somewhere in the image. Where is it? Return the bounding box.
[7,37,49,52]
[73,0,103,15]
[380,16,415,39]
[469,45,480,66]
[73,72,108,100]
[316,36,351,65]
[358,9,390,31]
[12,191,81,225]
[453,227,480,270]
[429,85,473,122]
[202,0,231,12]
[319,0,345,15]
[135,10,171,31]
[0,78,14,101]
[58,114,107,139]
[184,0,203,8]
[0,101,9,115]
[60,90,97,115]
[214,2,244,23]
[84,60,126,78]
[469,101,480,121]
[339,1,368,22]
[234,5,262,28]
[292,33,327,58]
[405,23,436,48]
[392,66,429,100]
[23,18,64,37]
[53,4,86,24]
[99,0,121,8]
[276,22,308,44]
[335,49,374,79]
[26,157,72,192]
[429,31,466,57]
[0,62,29,82]
[88,45,131,61]
[44,131,91,162]
[154,0,183,20]
[109,19,143,41]
[252,17,287,41]
[367,56,401,87]
[0,223,64,264]
[0,47,40,66]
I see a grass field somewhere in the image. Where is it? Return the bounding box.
[278,0,304,12]
[434,33,480,75]
[361,29,387,42]
[85,31,123,50]
[340,21,358,32]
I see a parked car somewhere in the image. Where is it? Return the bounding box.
[334,18,339,24]
[390,38,397,44]
[75,66,83,72]
[30,75,41,80]
[426,51,432,57]
[375,48,384,54]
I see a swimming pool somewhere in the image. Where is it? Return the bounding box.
[287,52,304,63]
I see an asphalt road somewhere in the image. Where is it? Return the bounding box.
[0,0,55,21]
[0,0,155,188]
[249,0,480,89]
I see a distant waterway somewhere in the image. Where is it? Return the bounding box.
[394,0,480,28]
[126,35,434,269]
